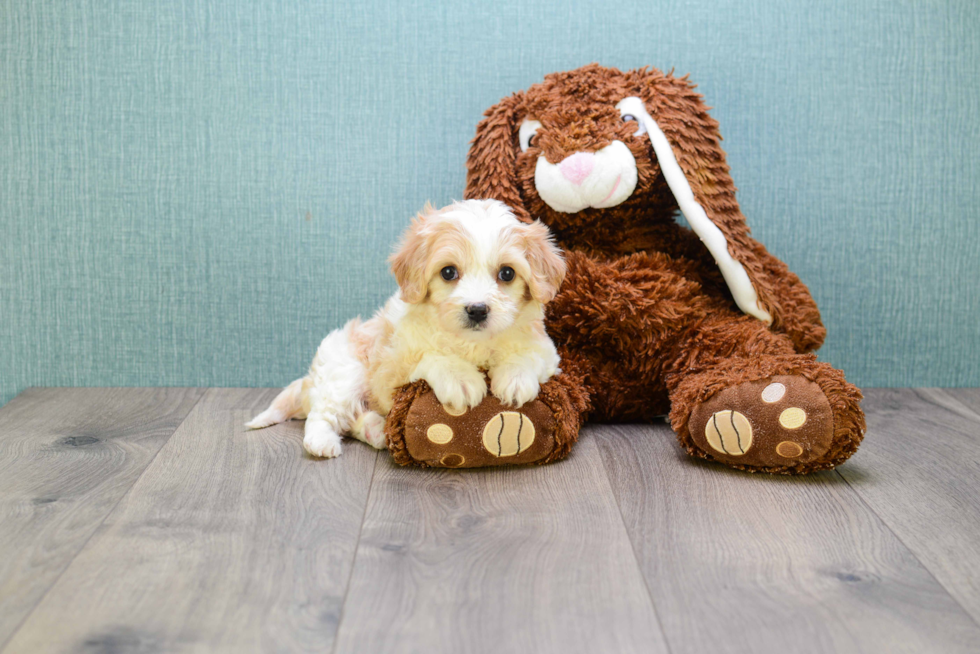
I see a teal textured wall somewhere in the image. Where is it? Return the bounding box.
[2,0,978,406]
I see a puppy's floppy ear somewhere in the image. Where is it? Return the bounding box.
[621,68,777,325]
[521,220,566,303]
[390,203,437,304]
[464,92,533,223]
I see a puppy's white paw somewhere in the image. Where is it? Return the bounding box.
[490,366,541,408]
[352,411,387,450]
[429,368,487,414]
[304,419,343,458]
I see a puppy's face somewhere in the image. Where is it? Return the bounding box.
[390,200,565,340]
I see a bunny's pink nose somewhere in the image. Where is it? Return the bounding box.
[558,152,594,185]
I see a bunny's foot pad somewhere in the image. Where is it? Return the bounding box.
[688,375,834,469]
[386,377,582,468]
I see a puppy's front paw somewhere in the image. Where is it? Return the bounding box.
[429,368,487,414]
[490,366,540,408]
[304,418,343,458]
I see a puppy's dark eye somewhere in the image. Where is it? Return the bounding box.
[440,266,458,281]
[622,114,637,123]
[527,133,537,148]
[498,266,515,283]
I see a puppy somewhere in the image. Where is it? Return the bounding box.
[245,199,566,458]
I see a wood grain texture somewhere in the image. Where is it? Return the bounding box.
[332,435,668,654]
[837,388,980,623]
[5,387,980,653]
[0,387,204,650]
[1,388,378,654]
[944,387,980,416]
[595,422,980,654]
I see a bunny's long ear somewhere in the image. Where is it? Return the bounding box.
[619,72,776,325]
[464,92,532,223]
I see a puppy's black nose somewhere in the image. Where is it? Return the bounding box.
[465,303,489,323]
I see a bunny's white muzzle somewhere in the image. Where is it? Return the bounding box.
[533,140,638,214]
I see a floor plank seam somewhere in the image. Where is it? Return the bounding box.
[329,448,381,654]
[932,388,980,424]
[834,466,980,631]
[595,429,675,654]
[0,388,209,654]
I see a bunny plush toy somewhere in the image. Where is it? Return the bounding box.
[386,64,865,474]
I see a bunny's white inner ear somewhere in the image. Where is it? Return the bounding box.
[616,96,772,325]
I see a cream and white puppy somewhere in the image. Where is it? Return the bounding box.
[245,199,566,458]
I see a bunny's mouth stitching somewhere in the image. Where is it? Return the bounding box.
[597,175,621,206]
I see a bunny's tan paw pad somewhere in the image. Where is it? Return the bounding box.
[689,375,834,469]
[401,391,553,468]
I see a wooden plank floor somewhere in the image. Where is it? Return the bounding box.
[1,388,979,653]
[0,388,205,648]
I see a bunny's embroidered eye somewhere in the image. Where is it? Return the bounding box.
[440,266,458,281]
[519,119,542,152]
[617,106,647,137]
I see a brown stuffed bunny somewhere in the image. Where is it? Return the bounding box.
[386,64,864,474]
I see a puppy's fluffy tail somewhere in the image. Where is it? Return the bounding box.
[245,377,309,430]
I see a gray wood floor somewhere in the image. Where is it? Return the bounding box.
[1,388,979,653]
